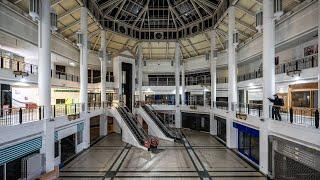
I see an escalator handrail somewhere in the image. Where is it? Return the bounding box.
[121,106,149,140]
[116,106,146,145]
[142,105,178,140]
[146,104,182,140]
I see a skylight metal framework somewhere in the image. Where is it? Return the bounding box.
[10,0,304,59]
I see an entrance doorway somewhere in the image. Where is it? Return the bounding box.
[121,62,133,111]
[60,134,76,164]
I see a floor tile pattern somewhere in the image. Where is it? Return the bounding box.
[59,129,266,180]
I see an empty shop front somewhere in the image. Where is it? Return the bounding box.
[182,112,210,132]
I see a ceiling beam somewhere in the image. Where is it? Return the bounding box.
[100,0,121,11]
[215,32,225,49]
[92,34,100,50]
[51,0,64,7]
[58,5,81,20]
[104,0,123,17]
[190,0,203,21]
[186,39,199,56]
[197,0,218,10]
[179,41,191,58]
[115,0,127,20]
[193,0,213,15]
[132,0,150,27]
[235,5,255,18]
[59,20,79,33]
[167,0,185,27]
[235,18,256,33]
[148,42,152,59]
[165,42,169,59]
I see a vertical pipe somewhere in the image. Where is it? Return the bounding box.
[181,61,185,105]
[318,0,320,108]
[175,42,181,128]
[39,0,54,172]
[261,0,275,175]
[210,30,217,108]
[100,30,107,104]
[80,7,89,148]
[137,44,143,101]
[228,6,237,111]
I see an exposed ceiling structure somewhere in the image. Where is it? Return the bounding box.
[11,0,303,60]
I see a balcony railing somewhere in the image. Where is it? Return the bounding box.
[0,103,85,126]
[185,76,211,86]
[237,54,318,82]
[232,103,263,117]
[275,54,318,74]
[52,70,80,82]
[0,106,44,126]
[217,76,228,84]
[88,101,103,111]
[214,101,229,110]
[145,99,175,105]
[269,105,319,129]
[237,70,262,82]
[52,103,83,118]
[0,57,38,75]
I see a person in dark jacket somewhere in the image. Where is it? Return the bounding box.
[268,94,283,120]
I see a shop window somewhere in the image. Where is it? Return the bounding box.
[291,91,311,107]
[56,99,65,104]
[54,141,59,158]
[56,65,65,74]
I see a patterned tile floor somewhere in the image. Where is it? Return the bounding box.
[59,129,266,180]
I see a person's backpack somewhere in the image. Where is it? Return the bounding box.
[279,98,284,106]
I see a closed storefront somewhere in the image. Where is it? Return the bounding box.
[215,116,226,142]
[182,113,210,132]
[233,122,259,165]
[269,136,320,179]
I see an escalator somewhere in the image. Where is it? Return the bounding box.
[141,104,182,142]
[116,105,158,150]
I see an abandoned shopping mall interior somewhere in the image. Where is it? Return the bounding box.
[0,0,319,179]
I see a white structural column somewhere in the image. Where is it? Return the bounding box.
[100,30,107,104]
[175,42,181,128]
[210,30,217,135]
[181,61,185,106]
[210,30,217,108]
[318,0,320,108]
[80,7,89,148]
[228,6,237,110]
[226,6,238,149]
[261,0,275,175]
[39,0,54,172]
[100,30,107,136]
[137,44,143,101]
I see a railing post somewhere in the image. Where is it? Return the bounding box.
[65,104,67,115]
[53,105,56,118]
[0,57,3,68]
[315,109,319,129]
[39,106,42,120]
[19,108,23,124]
[30,65,33,74]
[289,108,293,123]
[17,61,20,72]
[258,106,261,117]
[247,104,250,115]
[74,103,77,115]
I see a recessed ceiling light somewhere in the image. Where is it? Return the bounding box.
[69,62,76,66]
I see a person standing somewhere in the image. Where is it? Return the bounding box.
[268,94,284,120]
